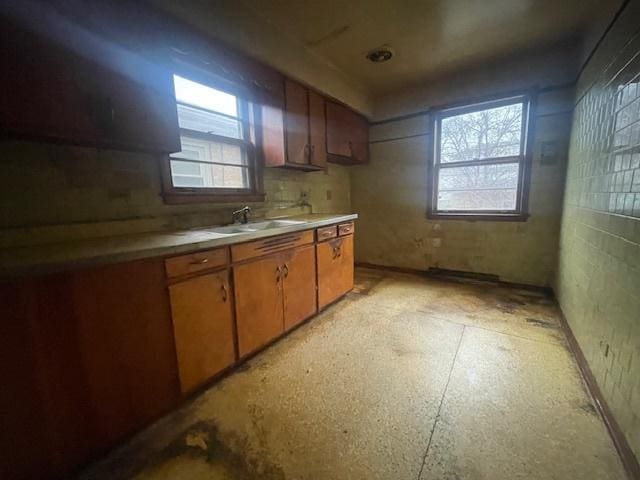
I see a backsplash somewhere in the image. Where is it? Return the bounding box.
[0,140,351,247]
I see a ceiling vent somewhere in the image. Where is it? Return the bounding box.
[366,45,394,63]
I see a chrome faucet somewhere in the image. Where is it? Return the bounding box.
[232,206,251,224]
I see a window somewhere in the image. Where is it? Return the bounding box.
[428,95,532,220]
[162,74,263,203]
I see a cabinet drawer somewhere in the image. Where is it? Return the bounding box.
[316,225,337,242]
[232,230,314,262]
[338,222,354,236]
[165,248,229,279]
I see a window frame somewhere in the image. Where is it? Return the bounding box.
[426,92,535,221]
[161,71,265,205]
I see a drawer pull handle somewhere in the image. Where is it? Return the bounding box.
[190,258,209,265]
[221,284,228,302]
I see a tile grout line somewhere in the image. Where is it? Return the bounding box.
[417,324,466,480]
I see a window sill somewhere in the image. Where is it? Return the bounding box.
[163,192,266,205]
[426,212,530,222]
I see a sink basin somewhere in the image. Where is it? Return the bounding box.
[205,219,306,235]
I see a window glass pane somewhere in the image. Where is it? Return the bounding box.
[177,104,242,139]
[437,163,519,211]
[173,75,237,116]
[172,136,247,166]
[170,160,250,189]
[440,102,523,163]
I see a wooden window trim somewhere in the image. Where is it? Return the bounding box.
[161,71,265,205]
[426,92,536,222]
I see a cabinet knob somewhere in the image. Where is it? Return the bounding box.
[283,263,289,278]
[276,266,282,282]
[221,283,228,302]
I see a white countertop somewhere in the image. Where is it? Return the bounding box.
[0,213,357,278]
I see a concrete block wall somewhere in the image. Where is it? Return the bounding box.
[556,0,640,460]
[0,141,351,248]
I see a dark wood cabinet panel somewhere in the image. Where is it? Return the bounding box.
[0,13,180,153]
[326,101,353,158]
[169,270,236,394]
[285,79,311,165]
[317,234,355,309]
[350,113,370,164]
[326,101,369,164]
[234,254,285,357]
[70,260,181,445]
[308,90,327,168]
[282,245,317,330]
[0,259,181,479]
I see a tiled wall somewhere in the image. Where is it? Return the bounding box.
[570,63,640,217]
[556,0,640,461]
[351,88,572,287]
[0,141,351,247]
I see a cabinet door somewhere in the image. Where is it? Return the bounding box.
[284,79,310,165]
[169,270,236,394]
[282,245,318,330]
[105,67,180,153]
[308,90,327,168]
[234,254,284,357]
[0,19,103,145]
[317,235,355,309]
[326,101,352,157]
[0,15,180,153]
[350,113,369,164]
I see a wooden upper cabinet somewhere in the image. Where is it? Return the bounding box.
[317,234,355,309]
[285,79,311,165]
[282,245,317,331]
[308,89,328,168]
[262,79,326,171]
[326,101,369,164]
[0,15,180,153]
[169,270,236,394]
[234,253,285,357]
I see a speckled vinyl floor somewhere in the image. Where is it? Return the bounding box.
[77,268,626,480]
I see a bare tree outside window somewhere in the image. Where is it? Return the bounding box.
[430,97,530,217]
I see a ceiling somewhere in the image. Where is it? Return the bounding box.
[239,0,622,95]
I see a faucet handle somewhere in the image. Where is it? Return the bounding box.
[232,205,252,224]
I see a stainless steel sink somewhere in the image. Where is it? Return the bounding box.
[205,219,306,235]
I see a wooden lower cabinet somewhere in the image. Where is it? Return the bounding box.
[0,224,353,479]
[234,253,285,357]
[234,243,318,356]
[282,244,317,330]
[317,234,355,309]
[169,270,236,394]
[0,259,181,480]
